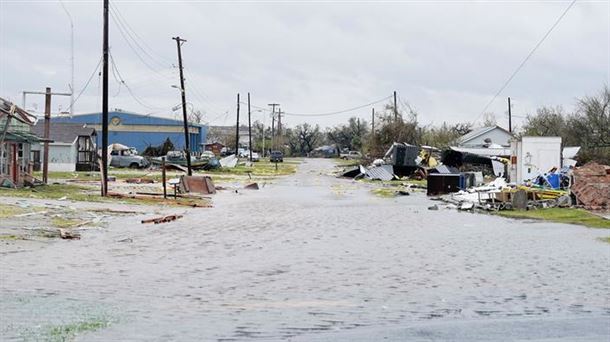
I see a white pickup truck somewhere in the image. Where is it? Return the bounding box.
[340,151,362,160]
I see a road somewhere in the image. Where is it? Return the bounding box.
[1,158,609,341]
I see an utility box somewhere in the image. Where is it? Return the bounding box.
[510,136,562,184]
[427,173,463,196]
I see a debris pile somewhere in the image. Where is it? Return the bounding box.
[571,162,610,210]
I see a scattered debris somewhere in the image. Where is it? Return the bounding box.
[179,175,216,195]
[125,178,155,184]
[141,214,183,224]
[58,229,80,240]
[428,204,439,210]
[244,182,259,190]
[571,162,610,210]
[219,154,238,168]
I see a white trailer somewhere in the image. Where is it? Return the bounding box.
[510,136,562,184]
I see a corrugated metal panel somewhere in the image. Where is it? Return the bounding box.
[365,165,395,181]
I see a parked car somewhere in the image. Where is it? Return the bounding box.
[269,150,283,163]
[110,148,149,168]
[251,152,260,162]
[340,151,362,160]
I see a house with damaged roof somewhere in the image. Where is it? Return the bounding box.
[0,97,45,187]
[31,122,98,172]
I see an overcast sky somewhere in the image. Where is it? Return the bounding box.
[1,0,608,130]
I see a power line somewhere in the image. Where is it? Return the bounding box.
[67,56,102,112]
[109,2,174,66]
[109,7,172,79]
[474,0,577,123]
[247,95,392,117]
[109,52,167,110]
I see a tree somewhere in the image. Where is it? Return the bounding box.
[326,116,369,152]
[189,109,205,124]
[288,123,322,156]
[522,106,567,137]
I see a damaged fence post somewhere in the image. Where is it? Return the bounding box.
[162,156,167,199]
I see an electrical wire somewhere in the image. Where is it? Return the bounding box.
[66,56,102,112]
[109,52,168,111]
[109,8,173,79]
[245,95,392,117]
[109,2,174,66]
[474,0,578,123]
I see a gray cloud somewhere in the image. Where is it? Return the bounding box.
[1,0,608,129]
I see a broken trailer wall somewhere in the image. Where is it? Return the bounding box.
[511,136,562,184]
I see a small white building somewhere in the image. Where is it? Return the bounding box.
[31,123,97,172]
[457,125,514,147]
[510,136,562,183]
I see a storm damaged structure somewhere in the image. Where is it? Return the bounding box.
[0,97,44,187]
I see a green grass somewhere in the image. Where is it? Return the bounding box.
[0,204,27,218]
[0,184,102,202]
[51,217,84,229]
[497,208,610,229]
[0,183,210,207]
[207,160,298,176]
[45,317,111,341]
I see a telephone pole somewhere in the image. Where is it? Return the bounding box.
[235,93,240,156]
[393,91,398,122]
[268,103,278,151]
[21,88,70,184]
[277,109,283,150]
[43,88,51,184]
[508,97,512,133]
[101,0,109,196]
[172,36,192,176]
[371,107,375,150]
[247,93,252,161]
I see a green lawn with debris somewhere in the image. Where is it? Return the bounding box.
[497,208,610,229]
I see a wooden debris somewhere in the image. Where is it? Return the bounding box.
[125,178,155,184]
[58,229,81,240]
[141,214,183,224]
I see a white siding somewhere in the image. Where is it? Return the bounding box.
[32,142,77,172]
[461,128,513,147]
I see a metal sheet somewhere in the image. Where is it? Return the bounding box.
[365,164,395,181]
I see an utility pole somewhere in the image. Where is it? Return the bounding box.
[101,0,109,196]
[235,93,240,156]
[393,91,398,122]
[247,93,252,161]
[372,107,375,155]
[21,89,71,184]
[172,36,192,176]
[43,88,51,184]
[268,103,278,151]
[277,109,282,139]
[508,97,512,133]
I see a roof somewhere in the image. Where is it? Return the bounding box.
[0,97,37,125]
[3,131,45,143]
[458,125,513,145]
[53,110,206,128]
[32,122,96,144]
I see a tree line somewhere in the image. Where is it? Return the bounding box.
[203,86,608,165]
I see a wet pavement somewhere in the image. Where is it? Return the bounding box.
[1,158,609,341]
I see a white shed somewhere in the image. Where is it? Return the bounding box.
[457,125,514,147]
[511,136,562,183]
[31,123,97,172]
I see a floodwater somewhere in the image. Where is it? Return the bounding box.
[1,159,609,341]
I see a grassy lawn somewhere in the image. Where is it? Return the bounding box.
[497,208,610,229]
[207,159,300,177]
[0,184,209,207]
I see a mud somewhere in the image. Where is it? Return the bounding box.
[1,159,608,341]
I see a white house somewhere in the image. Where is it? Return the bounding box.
[457,125,514,147]
[31,122,97,172]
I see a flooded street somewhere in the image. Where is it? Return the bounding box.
[1,158,609,341]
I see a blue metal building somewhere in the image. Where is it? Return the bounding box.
[52,110,207,153]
